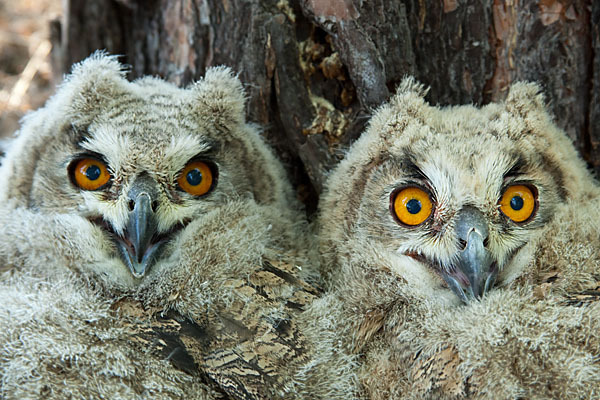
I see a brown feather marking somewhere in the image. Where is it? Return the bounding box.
[531,269,600,306]
[411,346,466,398]
[116,258,320,399]
[563,281,600,307]
[355,308,386,350]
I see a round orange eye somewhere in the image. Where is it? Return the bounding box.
[499,184,536,222]
[72,158,111,190]
[392,187,433,226]
[177,160,215,196]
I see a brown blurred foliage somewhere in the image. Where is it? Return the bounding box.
[0,0,61,139]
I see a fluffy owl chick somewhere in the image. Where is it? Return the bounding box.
[0,51,298,285]
[316,78,600,399]
[0,53,319,399]
[383,198,600,400]
[0,249,222,399]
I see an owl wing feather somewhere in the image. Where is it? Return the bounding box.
[406,275,600,398]
[410,347,466,398]
[564,289,600,306]
[120,259,321,400]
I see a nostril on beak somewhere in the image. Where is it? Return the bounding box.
[128,200,135,211]
[151,200,159,212]
[483,237,490,248]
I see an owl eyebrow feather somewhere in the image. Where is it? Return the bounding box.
[196,139,219,155]
[400,157,429,181]
[504,156,527,178]
[68,126,88,146]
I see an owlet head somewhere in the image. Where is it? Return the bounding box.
[0,52,294,281]
[319,77,595,303]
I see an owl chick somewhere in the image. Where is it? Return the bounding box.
[0,53,322,399]
[316,78,600,399]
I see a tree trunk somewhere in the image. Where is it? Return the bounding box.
[54,0,599,209]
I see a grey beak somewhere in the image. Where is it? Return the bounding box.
[443,206,497,302]
[116,175,162,278]
[457,229,496,298]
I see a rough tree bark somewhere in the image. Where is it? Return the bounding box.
[53,0,599,209]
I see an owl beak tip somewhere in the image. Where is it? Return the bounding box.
[116,238,163,278]
[443,229,497,303]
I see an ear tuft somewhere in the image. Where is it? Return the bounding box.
[373,75,430,127]
[191,66,246,126]
[69,50,127,80]
[58,51,129,122]
[387,76,429,113]
[505,81,546,116]
[64,51,127,95]
[395,76,429,98]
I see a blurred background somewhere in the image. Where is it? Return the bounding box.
[0,0,61,139]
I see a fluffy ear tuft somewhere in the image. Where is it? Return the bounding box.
[190,66,246,127]
[395,76,429,99]
[366,76,429,139]
[68,50,127,81]
[505,81,546,117]
[386,76,429,115]
[57,51,129,123]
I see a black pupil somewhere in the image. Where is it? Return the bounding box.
[406,198,422,214]
[186,169,203,186]
[85,165,101,181]
[510,195,524,211]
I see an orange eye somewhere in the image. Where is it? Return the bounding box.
[499,184,536,222]
[72,158,111,190]
[392,186,433,226]
[177,160,215,196]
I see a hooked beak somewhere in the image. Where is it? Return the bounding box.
[115,175,164,278]
[442,206,497,303]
